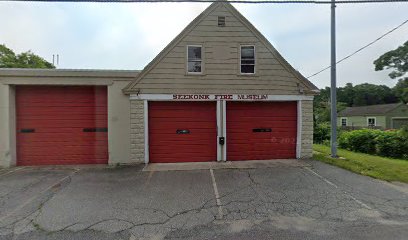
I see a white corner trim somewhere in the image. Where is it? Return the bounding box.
[144,100,149,164]
[296,100,302,159]
[216,101,222,162]
[130,94,314,101]
[222,100,227,162]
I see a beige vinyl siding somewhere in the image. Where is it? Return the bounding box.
[301,100,313,158]
[130,100,145,163]
[133,4,308,95]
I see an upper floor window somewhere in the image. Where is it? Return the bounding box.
[341,118,347,127]
[240,45,255,74]
[187,45,202,74]
[367,117,376,127]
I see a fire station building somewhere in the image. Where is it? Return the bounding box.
[0,1,318,167]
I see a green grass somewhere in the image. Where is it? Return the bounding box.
[313,144,408,183]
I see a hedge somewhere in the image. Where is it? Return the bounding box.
[313,122,331,144]
[338,128,408,160]
[313,123,343,145]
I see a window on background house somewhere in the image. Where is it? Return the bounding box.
[341,118,347,127]
[368,117,376,127]
[187,45,202,73]
[240,45,255,74]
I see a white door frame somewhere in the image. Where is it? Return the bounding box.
[216,101,222,161]
[296,100,302,159]
[143,100,149,164]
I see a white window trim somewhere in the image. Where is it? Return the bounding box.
[186,45,203,74]
[239,45,256,75]
[341,117,347,126]
[367,117,376,127]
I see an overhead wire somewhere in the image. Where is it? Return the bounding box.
[1,0,408,4]
[307,19,408,78]
[1,0,406,77]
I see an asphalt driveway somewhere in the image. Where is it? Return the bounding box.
[0,160,407,240]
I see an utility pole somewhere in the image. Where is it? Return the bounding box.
[330,0,337,158]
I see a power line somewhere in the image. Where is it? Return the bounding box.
[2,0,407,76]
[307,18,408,79]
[1,0,408,3]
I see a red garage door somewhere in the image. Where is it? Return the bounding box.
[227,102,297,161]
[149,102,217,163]
[16,86,108,166]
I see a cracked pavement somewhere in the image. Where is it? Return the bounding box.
[0,160,407,240]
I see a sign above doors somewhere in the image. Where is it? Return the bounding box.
[130,94,313,101]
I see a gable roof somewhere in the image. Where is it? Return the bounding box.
[123,1,318,94]
[338,103,406,117]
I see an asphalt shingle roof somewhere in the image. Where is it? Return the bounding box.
[338,103,404,117]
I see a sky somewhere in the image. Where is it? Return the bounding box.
[0,1,407,89]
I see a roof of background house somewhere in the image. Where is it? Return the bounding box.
[338,103,407,117]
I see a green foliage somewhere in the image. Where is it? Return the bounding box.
[338,129,383,154]
[313,123,344,146]
[351,83,398,106]
[374,40,408,80]
[313,83,398,115]
[313,83,401,139]
[401,125,408,137]
[376,130,408,159]
[337,83,355,107]
[313,122,331,144]
[393,78,408,103]
[338,129,408,159]
[0,44,54,69]
[313,144,408,183]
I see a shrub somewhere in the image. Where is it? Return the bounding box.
[314,122,331,144]
[338,129,382,154]
[400,125,408,138]
[338,131,351,149]
[337,128,408,160]
[376,130,408,159]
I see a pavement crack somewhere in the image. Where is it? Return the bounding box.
[0,169,79,233]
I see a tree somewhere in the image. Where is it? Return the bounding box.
[0,44,55,69]
[352,83,397,106]
[374,41,407,80]
[393,78,408,103]
[313,87,347,125]
[337,83,355,107]
[374,41,408,103]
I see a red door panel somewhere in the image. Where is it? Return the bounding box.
[227,101,297,161]
[16,86,108,166]
[149,102,217,163]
